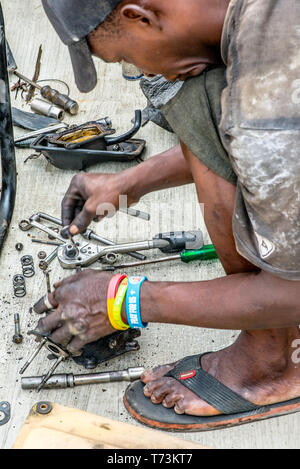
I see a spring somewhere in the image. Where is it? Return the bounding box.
[13,274,26,297]
[20,255,35,278]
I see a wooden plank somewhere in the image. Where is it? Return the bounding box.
[13,402,210,449]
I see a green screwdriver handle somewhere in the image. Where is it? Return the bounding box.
[180,245,218,263]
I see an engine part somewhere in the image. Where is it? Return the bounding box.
[21,367,145,390]
[19,328,141,387]
[21,255,35,277]
[0,5,17,257]
[39,247,58,270]
[0,402,10,426]
[13,274,26,298]
[31,135,146,170]
[38,251,47,259]
[46,110,141,151]
[13,313,23,344]
[15,242,24,251]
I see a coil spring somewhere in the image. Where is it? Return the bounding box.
[20,255,35,278]
[13,274,26,298]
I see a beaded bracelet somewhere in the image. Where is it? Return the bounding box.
[126,276,148,329]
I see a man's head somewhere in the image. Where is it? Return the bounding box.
[43,0,227,92]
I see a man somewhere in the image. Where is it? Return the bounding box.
[36,0,300,431]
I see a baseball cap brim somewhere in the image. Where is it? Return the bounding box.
[68,38,97,93]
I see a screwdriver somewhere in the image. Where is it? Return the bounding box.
[13,70,79,115]
[103,244,218,270]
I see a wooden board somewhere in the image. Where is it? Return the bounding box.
[13,402,210,449]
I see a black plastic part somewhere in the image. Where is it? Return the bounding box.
[72,329,141,369]
[12,107,61,131]
[31,135,146,170]
[154,231,204,254]
[105,110,142,146]
[0,5,17,256]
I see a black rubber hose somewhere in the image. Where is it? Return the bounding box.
[0,3,16,255]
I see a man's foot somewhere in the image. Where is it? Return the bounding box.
[141,328,300,416]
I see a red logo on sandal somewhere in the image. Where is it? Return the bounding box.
[179,370,196,380]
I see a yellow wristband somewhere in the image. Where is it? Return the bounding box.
[112,278,130,330]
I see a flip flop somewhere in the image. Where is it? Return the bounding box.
[124,353,300,432]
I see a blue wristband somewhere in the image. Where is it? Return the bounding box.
[126,276,148,329]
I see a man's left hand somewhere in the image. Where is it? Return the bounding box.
[33,270,116,355]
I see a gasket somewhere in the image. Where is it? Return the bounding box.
[0,402,11,426]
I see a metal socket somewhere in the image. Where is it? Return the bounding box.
[31,98,65,121]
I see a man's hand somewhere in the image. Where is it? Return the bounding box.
[33,270,116,355]
[61,172,139,236]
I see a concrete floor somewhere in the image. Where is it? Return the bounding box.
[0,0,299,449]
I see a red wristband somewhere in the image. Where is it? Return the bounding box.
[107,274,127,300]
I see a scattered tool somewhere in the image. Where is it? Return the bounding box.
[57,230,204,269]
[6,40,79,115]
[21,212,147,263]
[21,367,145,390]
[20,330,70,392]
[31,98,65,121]
[104,244,218,270]
[13,313,23,344]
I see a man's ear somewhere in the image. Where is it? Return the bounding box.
[120,4,161,30]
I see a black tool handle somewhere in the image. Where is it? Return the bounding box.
[41,85,79,115]
[153,230,204,254]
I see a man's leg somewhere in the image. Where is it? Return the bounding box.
[142,144,300,416]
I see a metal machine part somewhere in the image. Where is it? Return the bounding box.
[24,330,70,392]
[72,328,141,369]
[20,328,142,387]
[21,367,145,390]
[21,255,35,277]
[21,212,146,263]
[13,313,23,344]
[58,238,170,269]
[31,98,65,121]
[0,6,17,257]
[15,242,24,251]
[13,274,26,298]
[7,41,79,116]
[14,122,67,144]
[0,402,11,426]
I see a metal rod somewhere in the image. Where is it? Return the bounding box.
[37,356,64,392]
[22,367,145,390]
[14,123,67,143]
[84,229,146,261]
[19,338,47,375]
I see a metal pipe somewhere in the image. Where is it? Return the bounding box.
[21,367,145,390]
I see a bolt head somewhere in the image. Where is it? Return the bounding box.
[12,334,23,344]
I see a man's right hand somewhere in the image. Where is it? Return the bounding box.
[61,172,138,235]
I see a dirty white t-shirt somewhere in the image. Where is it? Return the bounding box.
[219,0,300,280]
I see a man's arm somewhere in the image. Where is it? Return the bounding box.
[62,143,193,235]
[140,270,300,330]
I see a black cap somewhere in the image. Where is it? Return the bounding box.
[42,0,122,93]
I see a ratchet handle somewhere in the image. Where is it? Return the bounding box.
[41,85,79,115]
[153,230,204,254]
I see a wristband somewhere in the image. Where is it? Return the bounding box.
[112,278,130,330]
[126,276,148,329]
[107,274,127,330]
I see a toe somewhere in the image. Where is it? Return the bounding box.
[141,362,178,383]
